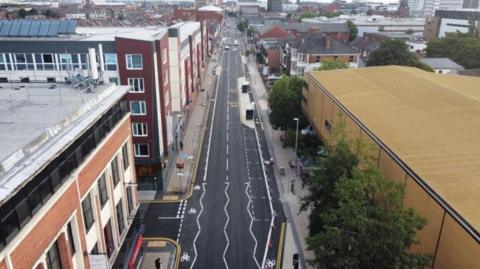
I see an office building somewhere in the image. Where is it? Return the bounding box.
[0,82,139,269]
[0,20,208,191]
[302,66,480,268]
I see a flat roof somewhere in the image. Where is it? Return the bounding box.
[308,66,480,237]
[0,82,129,203]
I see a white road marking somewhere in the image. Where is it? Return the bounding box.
[191,183,207,269]
[226,158,229,171]
[223,182,231,269]
[245,183,261,268]
[157,216,183,220]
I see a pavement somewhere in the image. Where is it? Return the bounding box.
[247,55,313,269]
[140,238,179,269]
[137,17,287,269]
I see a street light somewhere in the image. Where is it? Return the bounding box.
[292,117,299,193]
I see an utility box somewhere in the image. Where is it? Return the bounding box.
[241,81,249,93]
[246,103,254,120]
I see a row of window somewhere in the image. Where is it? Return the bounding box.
[0,53,118,72]
[0,101,129,252]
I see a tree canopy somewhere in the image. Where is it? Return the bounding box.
[315,60,349,71]
[367,39,433,72]
[267,76,306,130]
[346,20,358,42]
[426,32,480,69]
[302,120,431,268]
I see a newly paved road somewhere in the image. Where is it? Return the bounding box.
[142,17,286,269]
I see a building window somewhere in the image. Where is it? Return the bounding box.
[46,241,62,269]
[104,53,117,71]
[116,199,125,235]
[126,54,143,70]
[324,120,332,133]
[103,220,115,258]
[134,144,149,157]
[128,78,145,93]
[164,70,168,86]
[42,54,55,70]
[97,173,108,208]
[162,48,167,64]
[126,186,134,215]
[130,101,146,115]
[349,56,354,62]
[302,95,308,104]
[109,77,119,85]
[122,142,130,170]
[59,54,73,70]
[81,193,95,232]
[67,222,76,256]
[0,54,6,70]
[315,56,321,63]
[111,156,120,187]
[15,54,27,70]
[132,122,148,137]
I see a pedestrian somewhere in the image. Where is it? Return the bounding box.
[290,178,295,194]
[180,140,184,150]
[155,258,162,269]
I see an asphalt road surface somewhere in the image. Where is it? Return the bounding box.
[142,17,286,269]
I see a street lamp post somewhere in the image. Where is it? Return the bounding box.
[292,117,299,193]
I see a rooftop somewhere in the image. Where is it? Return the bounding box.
[420,58,465,70]
[308,66,480,237]
[289,33,357,54]
[0,82,129,204]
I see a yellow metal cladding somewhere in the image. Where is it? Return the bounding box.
[302,66,480,268]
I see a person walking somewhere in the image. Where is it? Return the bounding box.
[155,258,162,269]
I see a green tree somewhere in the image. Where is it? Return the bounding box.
[43,9,57,18]
[367,39,433,71]
[378,25,385,32]
[27,8,38,15]
[315,60,349,71]
[346,20,358,42]
[426,32,480,69]
[302,120,431,268]
[300,12,317,19]
[18,8,27,18]
[267,76,306,130]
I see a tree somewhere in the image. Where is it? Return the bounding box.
[405,28,415,35]
[300,12,317,19]
[346,20,358,42]
[27,8,38,15]
[315,60,349,71]
[378,25,385,32]
[302,120,431,268]
[367,39,433,71]
[18,8,27,18]
[268,76,306,130]
[426,32,480,69]
[43,9,57,18]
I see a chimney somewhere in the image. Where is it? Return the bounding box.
[325,36,332,49]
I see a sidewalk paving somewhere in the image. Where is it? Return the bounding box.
[140,239,178,269]
[247,56,313,269]
[151,50,220,201]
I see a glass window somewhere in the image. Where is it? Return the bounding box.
[46,241,62,269]
[109,77,119,85]
[126,186,134,214]
[164,70,168,85]
[59,54,72,70]
[162,48,167,64]
[15,54,27,70]
[130,101,146,115]
[103,221,115,258]
[81,193,95,232]
[1,210,19,243]
[126,54,143,69]
[116,199,125,235]
[128,78,145,93]
[15,199,31,228]
[104,53,117,71]
[67,222,76,256]
[132,122,148,137]
[134,144,149,157]
[43,54,55,70]
[39,177,53,203]
[122,143,130,170]
[0,54,6,70]
[97,173,108,208]
[111,156,120,187]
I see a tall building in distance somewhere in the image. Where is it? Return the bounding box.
[267,0,282,12]
[423,0,464,16]
[0,82,139,268]
[463,0,480,8]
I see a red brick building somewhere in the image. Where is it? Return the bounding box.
[0,83,139,269]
